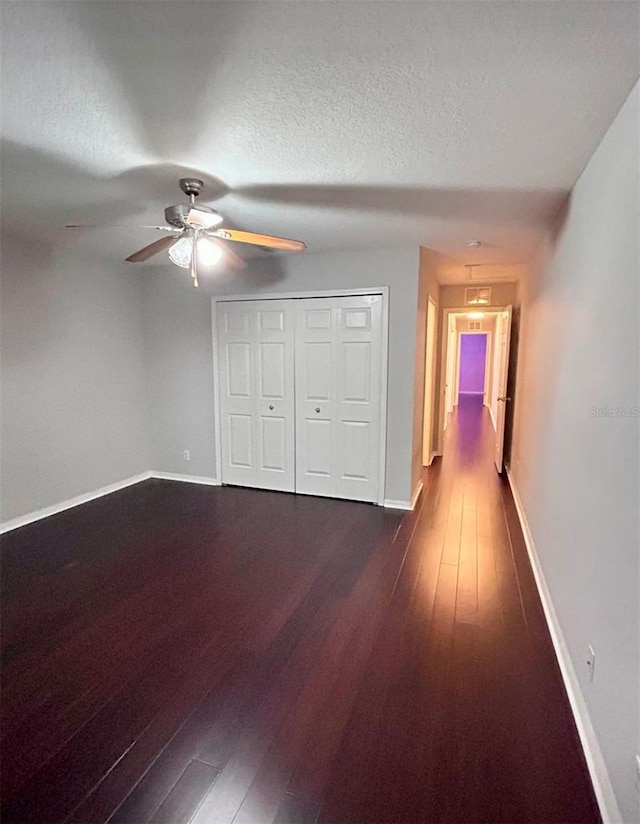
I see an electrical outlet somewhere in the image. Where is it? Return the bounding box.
[183,450,190,462]
[586,645,596,683]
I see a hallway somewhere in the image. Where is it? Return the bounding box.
[1,396,598,823]
[331,393,601,823]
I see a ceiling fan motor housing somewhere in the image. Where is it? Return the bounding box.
[179,177,204,197]
[164,203,221,228]
[164,204,191,228]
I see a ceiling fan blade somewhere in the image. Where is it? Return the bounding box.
[211,229,306,252]
[66,224,178,232]
[65,224,105,229]
[186,208,223,229]
[125,235,181,263]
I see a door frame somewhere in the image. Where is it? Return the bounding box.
[211,287,390,506]
[422,297,438,466]
[437,306,507,456]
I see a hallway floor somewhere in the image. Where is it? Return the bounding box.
[1,395,598,823]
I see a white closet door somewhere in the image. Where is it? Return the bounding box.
[295,295,383,503]
[218,300,295,491]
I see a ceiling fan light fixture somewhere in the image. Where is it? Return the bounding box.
[168,236,193,269]
[188,208,224,229]
[167,235,224,270]
[197,237,223,266]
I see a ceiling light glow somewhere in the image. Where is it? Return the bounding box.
[168,236,223,269]
[197,237,223,266]
[467,312,485,319]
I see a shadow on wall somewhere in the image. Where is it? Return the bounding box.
[0,139,229,234]
[1,138,570,240]
[71,2,249,157]
[233,184,569,226]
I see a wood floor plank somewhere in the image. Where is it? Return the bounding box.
[148,760,219,824]
[1,396,600,824]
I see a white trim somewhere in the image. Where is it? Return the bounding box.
[151,472,219,486]
[489,406,497,432]
[383,498,413,510]
[384,478,423,511]
[410,479,424,509]
[0,472,153,534]
[377,291,390,507]
[506,467,621,824]
[213,287,388,303]
[211,302,223,485]
[422,296,438,466]
[211,287,389,507]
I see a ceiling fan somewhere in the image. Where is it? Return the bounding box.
[66,178,306,288]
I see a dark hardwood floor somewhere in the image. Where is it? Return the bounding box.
[1,395,599,823]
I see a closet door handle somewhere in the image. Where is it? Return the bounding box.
[269,404,274,410]
[315,407,321,413]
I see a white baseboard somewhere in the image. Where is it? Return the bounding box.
[150,472,219,486]
[423,451,437,467]
[0,472,153,534]
[505,467,621,824]
[0,471,224,534]
[411,479,424,509]
[383,498,412,510]
[384,479,423,512]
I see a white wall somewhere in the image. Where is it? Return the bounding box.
[0,235,150,523]
[510,83,639,823]
[141,270,218,482]
[141,245,421,505]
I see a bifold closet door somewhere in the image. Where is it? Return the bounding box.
[217,300,295,491]
[295,295,383,503]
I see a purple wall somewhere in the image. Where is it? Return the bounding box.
[459,334,487,394]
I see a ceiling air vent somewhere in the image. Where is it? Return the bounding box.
[468,320,482,331]
[465,286,492,306]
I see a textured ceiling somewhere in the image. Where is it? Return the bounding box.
[1,1,638,281]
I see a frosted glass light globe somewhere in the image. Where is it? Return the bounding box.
[168,236,192,269]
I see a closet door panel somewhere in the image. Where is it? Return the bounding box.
[218,300,295,491]
[294,295,382,502]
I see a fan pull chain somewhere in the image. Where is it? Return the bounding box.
[191,229,199,288]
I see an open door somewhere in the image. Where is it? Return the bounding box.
[443,316,458,429]
[494,305,513,473]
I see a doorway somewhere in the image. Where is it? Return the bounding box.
[435,307,513,472]
[457,333,488,402]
